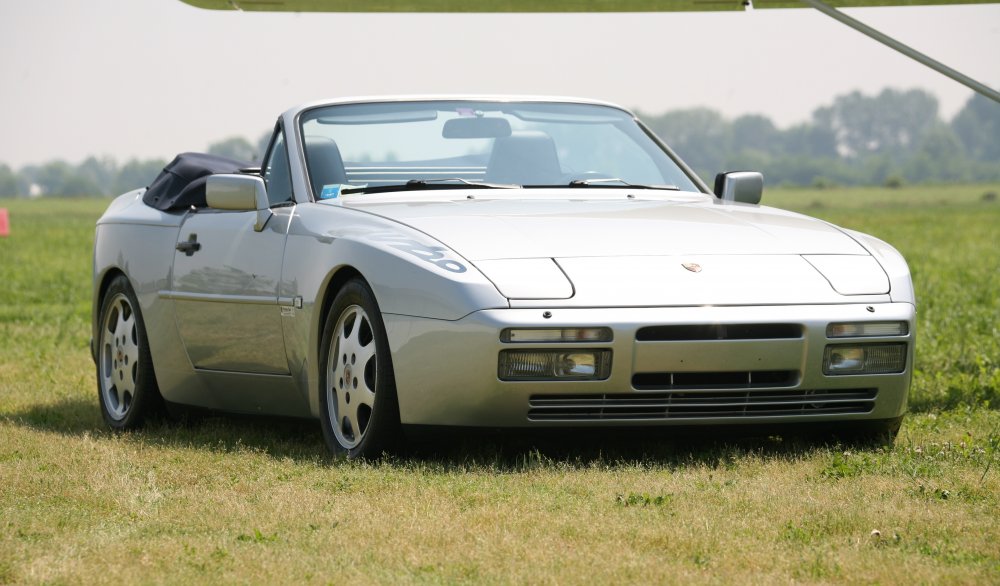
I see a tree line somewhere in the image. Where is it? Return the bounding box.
[0,134,271,199]
[1,88,997,197]
[639,88,999,187]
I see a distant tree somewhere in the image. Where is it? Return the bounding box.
[77,156,119,196]
[0,163,19,196]
[858,153,900,187]
[641,108,732,179]
[903,123,969,183]
[113,158,167,194]
[207,136,257,163]
[731,114,778,155]
[722,149,771,176]
[779,123,839,159]
[34,160,102,197]
[966,160,1000,182]
[767,155,856,187]
[951,92,1000,163]
[812,88,939,159]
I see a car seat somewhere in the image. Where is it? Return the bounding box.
[304,137,349,199]
[484,131,562,186]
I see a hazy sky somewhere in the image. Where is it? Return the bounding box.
[1,0,997,167]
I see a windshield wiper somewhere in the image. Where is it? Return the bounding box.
[567,177,680,190]
[405,178,519,189]
[331,178,519,196]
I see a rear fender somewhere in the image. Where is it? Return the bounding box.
[92,190,187,398]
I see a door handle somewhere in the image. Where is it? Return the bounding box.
[176,234,201,256]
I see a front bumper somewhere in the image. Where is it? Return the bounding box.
[384,302,914,427]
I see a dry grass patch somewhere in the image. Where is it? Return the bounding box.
[3,412,997,583]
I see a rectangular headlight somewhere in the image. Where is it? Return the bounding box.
[827,321,909,338]
[498,349,612,381]
[500,327,612,343]
[823,343,907,375]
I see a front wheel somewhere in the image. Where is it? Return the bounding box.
[96,275,162,429]
[319,278,400,459]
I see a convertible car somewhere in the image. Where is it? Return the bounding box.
[92,96,915,458]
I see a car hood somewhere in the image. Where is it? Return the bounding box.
[345,192,888,305]
[348,193,868,260]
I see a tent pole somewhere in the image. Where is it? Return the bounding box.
[801,0,1000,103]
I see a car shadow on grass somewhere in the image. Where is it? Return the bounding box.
[2,397,329,461]
[2,397,105,435]
[396,426,878,472]
[4,397,876,469]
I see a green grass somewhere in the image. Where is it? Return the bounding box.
[1,187,998,584]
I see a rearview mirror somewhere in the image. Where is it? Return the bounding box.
[442,117,512,139]
[206,174,272,232]
[713,171,763,205]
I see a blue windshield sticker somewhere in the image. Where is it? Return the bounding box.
[319,184,342,200]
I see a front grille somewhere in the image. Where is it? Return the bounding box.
[636,323,802,342]
[632,370,797,390]
[527,389,877,421]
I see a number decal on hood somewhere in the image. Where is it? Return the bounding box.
[369,233,468,274]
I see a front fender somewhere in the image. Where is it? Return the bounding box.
[279,203,508,417]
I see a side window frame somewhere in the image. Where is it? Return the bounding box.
[260,121,294,207]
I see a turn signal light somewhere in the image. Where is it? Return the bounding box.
[827,322,908,338]
[500,328,612,343]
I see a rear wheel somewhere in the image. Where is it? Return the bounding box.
[319,278,400,459]
[96,275,162,429]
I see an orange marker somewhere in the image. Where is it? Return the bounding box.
[0,208,8,237]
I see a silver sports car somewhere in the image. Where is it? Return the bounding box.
[92,96,915,458]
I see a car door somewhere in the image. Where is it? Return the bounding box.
[169,129,296,374]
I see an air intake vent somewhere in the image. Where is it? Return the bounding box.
[527,389,877,421]
[636,323,803,342]
[632,370,798,390]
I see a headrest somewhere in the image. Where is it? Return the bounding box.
[484,131,562,186]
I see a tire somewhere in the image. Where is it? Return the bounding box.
[96,275,162,429]
[318,278,400,459]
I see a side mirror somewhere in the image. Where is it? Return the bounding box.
[713,171,764,205]
[206,174,272,232]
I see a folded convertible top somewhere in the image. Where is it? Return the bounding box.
[143,152,251,211]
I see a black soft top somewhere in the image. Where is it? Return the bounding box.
[143,152,251,211]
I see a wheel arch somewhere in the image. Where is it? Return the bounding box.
[308,264,369,417]
[91,266,128,363]
[314,271,401,457]
[316,265,368,352]
[93,268,165,428]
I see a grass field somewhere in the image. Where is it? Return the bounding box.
[1,185,998,584]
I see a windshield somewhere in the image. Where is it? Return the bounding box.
[298,100,700,198]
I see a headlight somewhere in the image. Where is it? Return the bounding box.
[498,350,612,381]
[500,327,612,343]
[803,255,889,295]
[827,321,909,338]
[823,343,907,375]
